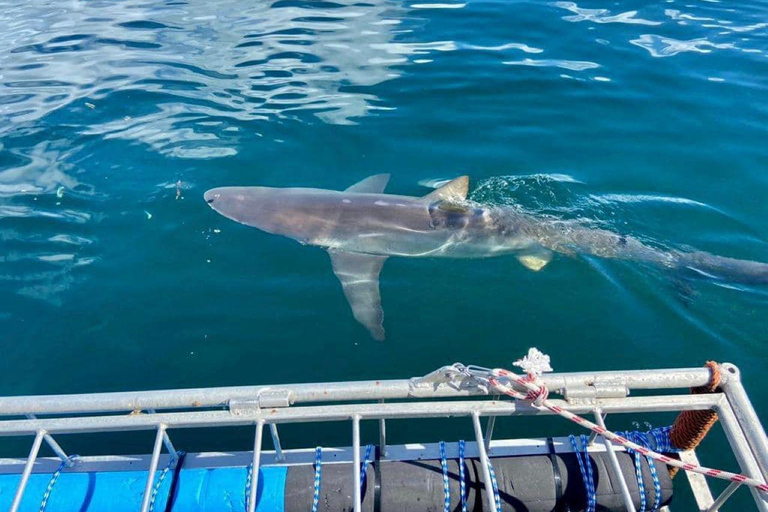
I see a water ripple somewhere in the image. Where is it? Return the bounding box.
[553,1,662,26]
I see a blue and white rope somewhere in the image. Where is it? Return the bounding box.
[149,451,183,512]
[312,447,322,512]
[458,440,468,512]
[39,455,78,512]
[570,434,596,512]
[245,462,254,512]
[360,444,374,489]
[629,433,648,512]
[486,458,502,512]
[439,441,451,512]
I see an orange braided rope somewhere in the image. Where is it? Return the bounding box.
[667,361,721,477]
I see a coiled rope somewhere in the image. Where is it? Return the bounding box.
[569,435,596,512]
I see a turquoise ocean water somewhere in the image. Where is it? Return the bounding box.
[1,0,767,508]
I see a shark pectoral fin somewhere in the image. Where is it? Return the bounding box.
[329,251,388,341]
[424,175,469,201]
[345,174,391,194]
[517,252,552,272]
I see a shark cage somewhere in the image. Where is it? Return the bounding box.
[0,349,766,512]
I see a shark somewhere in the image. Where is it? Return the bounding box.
[204,174,768,340]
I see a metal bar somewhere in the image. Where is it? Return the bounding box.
[25,415,68,461]
[9,430,45,512]
[594,408,636,512]
[587,410,604,446]
[269,424,284,462]
[353,415,362,512]
[706,481,741,512]
[715,400,768,512]
[472,411,498,512]
[0,394,721,436]
[148,409,177,456]
[720,363,768,478]
[484,397,498,453]
[139,425,166,512]
[247,420,265,512]
[378,400,387,458]
[0,367,717,416]
[680,450,715,511]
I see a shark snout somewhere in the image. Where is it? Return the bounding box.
[204,189,221,206]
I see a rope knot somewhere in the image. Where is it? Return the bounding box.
[524,382,549,406]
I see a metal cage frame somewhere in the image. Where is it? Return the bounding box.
[0,362,766,512]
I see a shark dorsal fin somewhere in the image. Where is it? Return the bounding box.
[424,176,469,201]
[345,174,391,194]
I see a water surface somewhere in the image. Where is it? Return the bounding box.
[1,0,767,507]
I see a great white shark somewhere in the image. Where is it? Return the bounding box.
[205,174,768,340]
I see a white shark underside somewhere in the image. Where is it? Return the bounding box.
[205,174,768,340]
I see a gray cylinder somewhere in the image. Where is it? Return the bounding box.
[284,450,673,511]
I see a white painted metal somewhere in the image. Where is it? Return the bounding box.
[9,430,45,512]
[472,411,498,512]
[681,450,716,511]
[0,363,766,511]
[595,408,636,512]
[353,415,362,512]
[708,481,742,512]
[270,424,284,462]
[247,420,265,512]
[139,425,166,512]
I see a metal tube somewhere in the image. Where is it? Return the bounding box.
[720,363,768,478]
[587,410,604,446]
[484,400,498,453]
[594,408,636,512]
[0,367,717,416]
[472,411,498,512]
[706,481,741,512]
[378,400,387,458]
[0,394,721,436]
[139,425,167,512]
[247,420,265,512]
[270,424,284,462]
[679,450,715,510]
[25,415,68,461]
[9,430,45,512]
[715,400,768,511]
[353,415,362,512]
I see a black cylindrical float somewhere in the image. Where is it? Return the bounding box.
[284,450,673,511]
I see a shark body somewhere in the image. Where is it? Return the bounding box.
[205,174,768,340]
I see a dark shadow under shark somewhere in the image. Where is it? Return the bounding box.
[205,174,768,340]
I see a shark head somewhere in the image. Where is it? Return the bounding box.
[204,186,290,235]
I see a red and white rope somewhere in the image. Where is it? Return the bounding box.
[488,367,768,493]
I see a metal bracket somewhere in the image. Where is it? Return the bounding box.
[563,376,629,404]
[229,389,293,415]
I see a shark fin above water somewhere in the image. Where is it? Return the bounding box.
[329,251,388,341]
[345,173,391,193]
[424,175,469,202]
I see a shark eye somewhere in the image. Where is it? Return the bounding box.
[206,198,215,204]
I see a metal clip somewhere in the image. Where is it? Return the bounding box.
[563,377,628,405]
[229,388,293,415]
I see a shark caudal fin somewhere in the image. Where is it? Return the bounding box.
[675,251,768,285]
[329,251,388,341]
